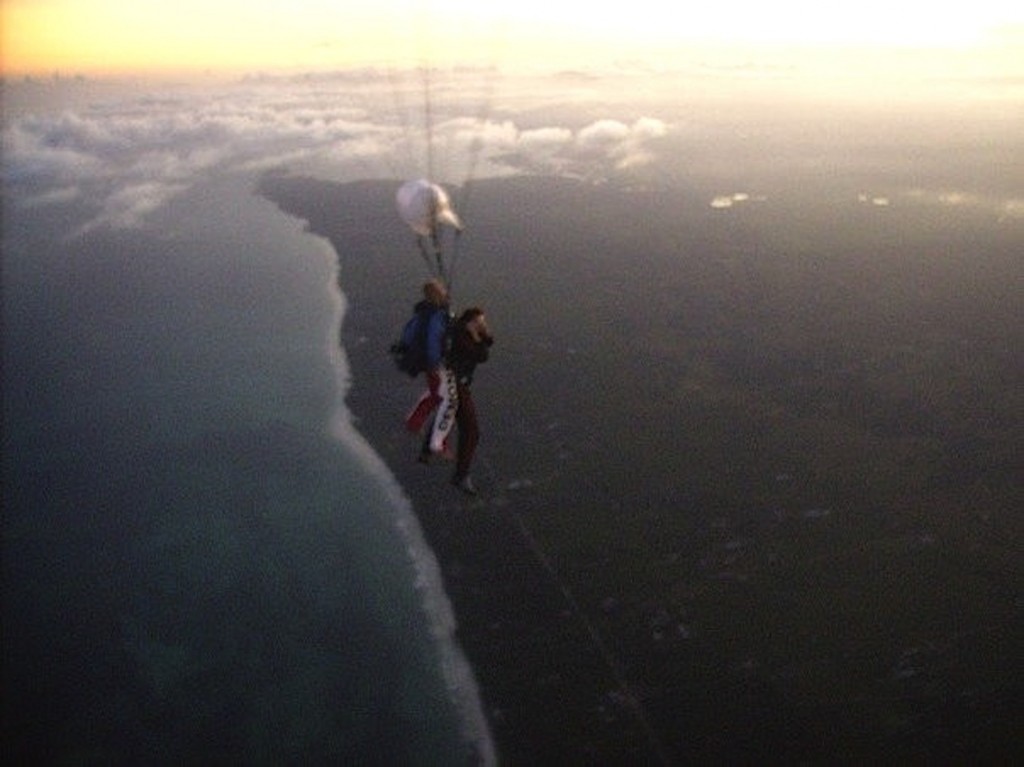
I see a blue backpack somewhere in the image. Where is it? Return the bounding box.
[390,307,432,377]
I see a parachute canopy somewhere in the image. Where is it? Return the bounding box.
[396,179,463,238]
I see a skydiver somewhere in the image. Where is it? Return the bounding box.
[447,306,493,495]
[403,279,457,460]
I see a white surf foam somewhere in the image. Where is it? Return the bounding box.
[311,233,497,766]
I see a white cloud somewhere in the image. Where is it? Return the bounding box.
[577,119,631,152]
[22,186,83,208]
[83,181,190,232]
[2,77,674,232]
[904,188,1023,220]
[709,192,766,209]
[3,121,104,182]
[480,117,669,177]
[574,117,668,171]
[632,117,668,139]
[519,127,573,152]
[1000,199,1024,220]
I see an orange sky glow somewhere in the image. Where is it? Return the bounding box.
[3,0,1023,77]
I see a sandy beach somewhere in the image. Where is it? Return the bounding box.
[261,172,1022,763]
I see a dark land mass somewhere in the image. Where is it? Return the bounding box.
[260,172,1022,764]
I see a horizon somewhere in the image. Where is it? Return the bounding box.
[3,0,1023,80]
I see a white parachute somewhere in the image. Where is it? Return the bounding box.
[396,179,464,283]
[396,179,463,237]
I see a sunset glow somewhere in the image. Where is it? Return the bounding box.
[3,0,1023,76]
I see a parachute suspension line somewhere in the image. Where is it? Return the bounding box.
[414,58,448,288]
[400,18,506,300]
[449,20,509,251]
[425,184,446,284]
[411,196,446,285]
[447,57,508,300]
[386,65,419,182]
[431,227,445,284]
[446,90,496,298]
[446,229,464,297]
[476,456,678,766]
[420,64,436,184]
[451,74,500,236]
[415,235,438,279]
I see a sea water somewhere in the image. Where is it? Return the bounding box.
[2,167,493,763]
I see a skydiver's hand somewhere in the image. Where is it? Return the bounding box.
[469,314,490,341]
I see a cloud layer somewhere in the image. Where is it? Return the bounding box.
[5,71,1019,235]
[2,76,670,234]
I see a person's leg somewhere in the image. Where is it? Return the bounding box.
[453,386,478,481]
[405,369,441,432]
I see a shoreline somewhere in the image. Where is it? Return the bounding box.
[260,172,1022,764]
[323,272,498,766]
[265,174,672,762]
[306,184,497,763]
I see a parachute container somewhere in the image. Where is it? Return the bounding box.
[396,179,463,237]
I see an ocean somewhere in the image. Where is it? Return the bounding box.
[2,147,493,762]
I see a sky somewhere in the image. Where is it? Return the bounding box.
[3,0,1024,77]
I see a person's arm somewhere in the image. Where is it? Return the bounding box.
[465,327,492,363]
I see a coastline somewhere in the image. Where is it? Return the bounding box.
[262,173,675,762]
[322,248,497,766]
[2,172,490,764]
[260,172,1022,763]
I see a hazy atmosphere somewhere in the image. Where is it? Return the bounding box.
[4,0,1024,76]
[3,4,1023,763]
